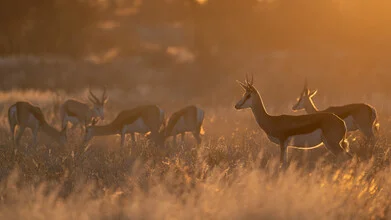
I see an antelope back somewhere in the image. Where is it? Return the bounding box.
[14,102,45,126]
[62,99,91,119]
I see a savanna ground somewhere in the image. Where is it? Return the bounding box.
[0,79,390,220]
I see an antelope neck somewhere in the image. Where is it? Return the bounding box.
[250,90,272,128]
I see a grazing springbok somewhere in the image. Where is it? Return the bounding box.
[235,75,351,168]
[83,105,165,148]
[151,105,205,146]
[8,101,67,146]
[292,81,379,140]
[60,86,108,132]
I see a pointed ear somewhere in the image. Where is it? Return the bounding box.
[236,80,247,90]
[309,89,318,97]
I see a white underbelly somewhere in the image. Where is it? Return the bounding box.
[123,118,150,134]
[268,129,324,149]
[343,116,357,131]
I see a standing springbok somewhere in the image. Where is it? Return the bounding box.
[152,105,205,146]
[292,81,379,140]
[8,101,67,146]
[83,105,165,148]
[235,75,351,168]
[60,86,108,132]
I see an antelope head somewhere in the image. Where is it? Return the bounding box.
[292,80,317,111]
[235,74,257,109]
[88,86,109,120]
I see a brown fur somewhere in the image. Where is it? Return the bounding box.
[162,105,204,145]
[61,99,92,122]
[15,102,46,125]
[108,105,162,132]
[85,105,163,147]
[165,105,198,136]
[236,78,350,167]
[294,85,378,139]
[266,113,346,144]
[8,101,66,146]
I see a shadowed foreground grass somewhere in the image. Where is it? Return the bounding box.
[0,91,389,219]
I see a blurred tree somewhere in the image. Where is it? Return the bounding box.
[1,0,391,60]
[0,0,100,57]
[0,0,35,54]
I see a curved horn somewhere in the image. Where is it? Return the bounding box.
[89,86,100,104]
[88,96,97,104]
[236,80,247,90]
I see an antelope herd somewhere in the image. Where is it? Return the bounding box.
[6,75,380,167]
[8,87,205,150]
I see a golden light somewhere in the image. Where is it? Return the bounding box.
[196,0,208,5]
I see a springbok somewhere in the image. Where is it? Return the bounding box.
[292,81,379,140]
[8,101,67,146]
[60,86,108,132]
[235,75,351,168]
[83,105,165,148]
[152,105,205,146]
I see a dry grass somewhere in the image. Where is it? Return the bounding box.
[0,90,390,219]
